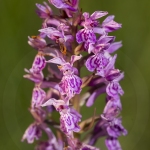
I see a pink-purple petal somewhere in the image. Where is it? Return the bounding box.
[91,11,108,20]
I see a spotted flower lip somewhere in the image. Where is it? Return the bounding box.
[76,29,96,46]
[106,81,124,98]
[106,72,124,98]
[95,54,117,77]
[101,100,122,121]
[59,74,82,99]
[22,123,42,143]
[23,69,44,83]
[60,107,81,134]
[29,53,46,74]
[106,117,127,138]
[85,51,112,74]
[32,86,46,108]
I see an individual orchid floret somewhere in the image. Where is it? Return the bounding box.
[36,2,52,18]
[76,11,108,49]
[42,98,82,134]
[47,55,82,99]
[87,35,115,54]
[60,107,81,134]
[102,15,122,33]
[23,69,44,83]
[94,15,122,35]
[89,116,127,147]
[85,37,122,76]
[28,36,47,50]
[49,0,79,11]
[39,24,73,44]
[96,54,117,77]
[106,117,127,138]
[87,35,122,54]
[105,69,121,82]
[81,11,108,29]
[101,99,121,122]
[106,72,124,99]
[85,51,112,75]
[59,74,82,99]
[22,123,42,144]
[29,53,46,74]
[32,86,46,108]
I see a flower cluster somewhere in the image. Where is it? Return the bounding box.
[22,0,127,150]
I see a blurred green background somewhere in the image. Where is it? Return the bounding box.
[0,0,150,149]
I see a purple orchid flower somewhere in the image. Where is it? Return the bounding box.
[87,35,122,54]
[29,53,46,74]
[76,11,108,49]
[96,54,117,77]
[106,72,124,99]
[23,1,127,149]
[85,51,112,75]
[22,123,42,143]
[101,99,122,121]
[42,98,82,134]
[106,117,127,138]
[28,36,47,50]
[23,69,44,83]
[87,35,115,54]
[49,0,79,11]
[36,2,53,18]
[32,86,46,108]
[60,107,81,134]
[49,0,79,17]
[85,34,122,76]
[39,23,73,44]
[47,55,82,99]
[94,15,122,35]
